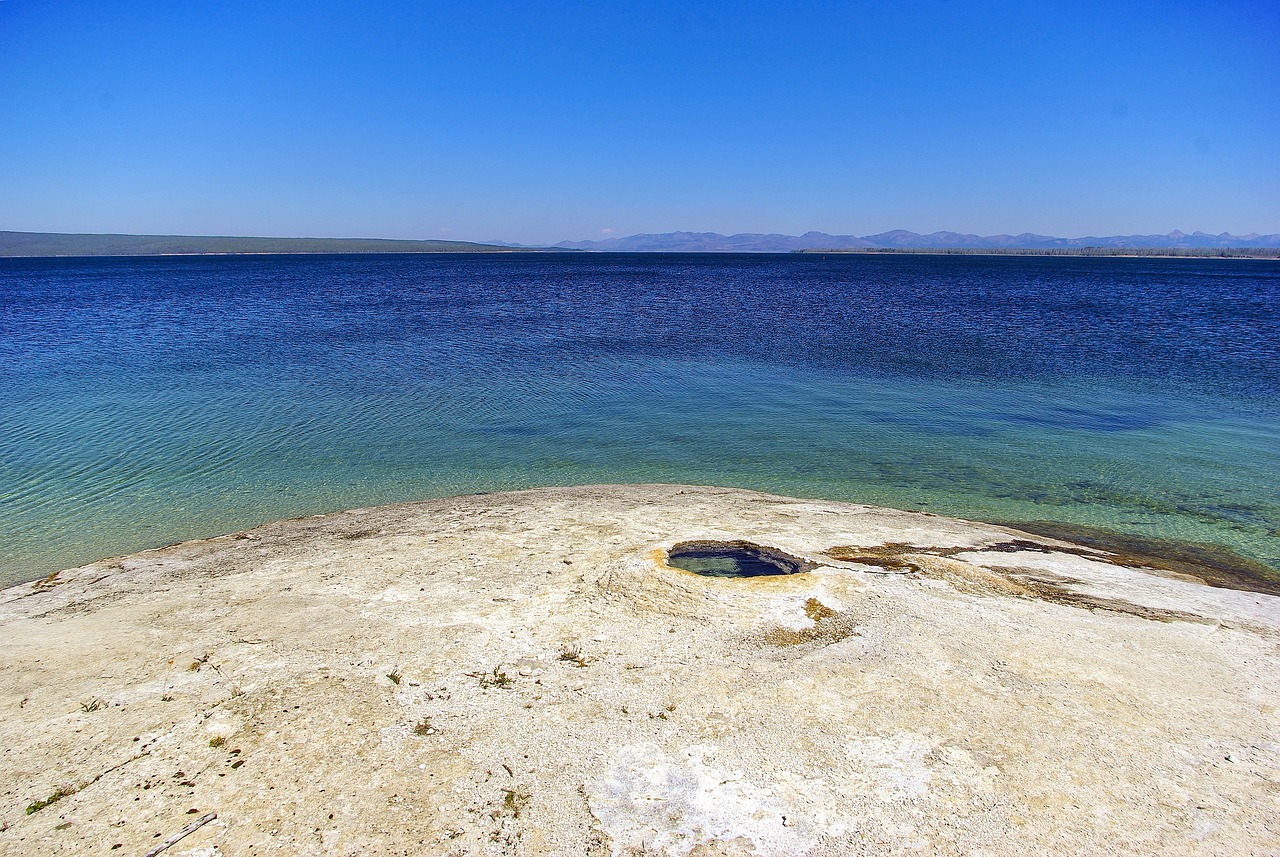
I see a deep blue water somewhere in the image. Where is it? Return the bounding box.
[2,252,1278,586]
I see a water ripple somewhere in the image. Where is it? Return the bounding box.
[1,253,1278,584]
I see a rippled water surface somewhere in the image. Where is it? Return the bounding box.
[2,253,1278,585]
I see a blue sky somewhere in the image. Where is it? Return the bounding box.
[1,1,1276,244]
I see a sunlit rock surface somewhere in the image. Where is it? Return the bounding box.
[1,485,1277,855]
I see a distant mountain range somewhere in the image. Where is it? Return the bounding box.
[551,229,1280,252]
[4,229,1279,258]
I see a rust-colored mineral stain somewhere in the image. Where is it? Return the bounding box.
[826,543,927,573]
[826,539,1251,624]
[999,520,1280,597]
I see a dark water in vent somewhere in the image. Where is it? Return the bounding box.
[2,253,1278,585]
[667,542,812,578]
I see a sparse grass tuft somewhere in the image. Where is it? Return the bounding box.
[501,785,531,818]
[26,785,78,815]
[387,668,402,685]
[80,697,107,713]
[478,667,514,689]
[558,644,589,668]
[412,717,438,736]
[209,736,226,748]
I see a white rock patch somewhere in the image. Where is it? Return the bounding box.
[587,743,817,855]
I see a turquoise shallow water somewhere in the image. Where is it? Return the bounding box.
[1,253,1277,586]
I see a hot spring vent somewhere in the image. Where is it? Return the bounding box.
[666,541,816,578]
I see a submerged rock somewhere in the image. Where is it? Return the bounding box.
[0,484,1277,855]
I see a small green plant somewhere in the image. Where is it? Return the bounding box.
[558,644,589,668]
[501,785,531,819]
[386,668,402,685]
[209,736,226,748]
[80,698,106,713]
[478,667,514,689]
[26,785,77,815]
[412,717,438,736]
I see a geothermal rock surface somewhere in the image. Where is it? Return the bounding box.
[1,485,1277,855]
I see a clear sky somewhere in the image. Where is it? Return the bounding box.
[1,1,1276,244]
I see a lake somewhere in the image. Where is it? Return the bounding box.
[2,252,1277,586]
